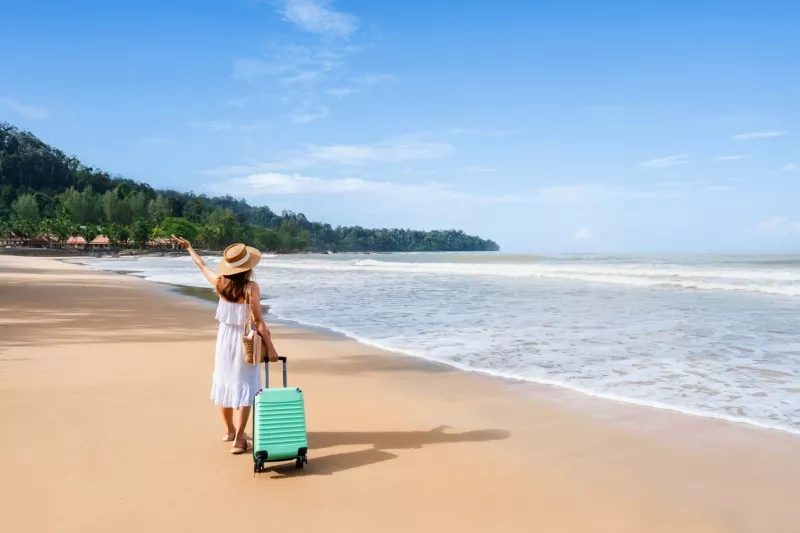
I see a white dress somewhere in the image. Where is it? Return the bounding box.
[210,298,263,408]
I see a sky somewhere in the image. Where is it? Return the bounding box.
[2,0,799,253]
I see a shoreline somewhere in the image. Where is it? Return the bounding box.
[98,258,800,438]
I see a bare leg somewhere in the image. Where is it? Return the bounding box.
[220,407,235,441]
[233,406,251,449]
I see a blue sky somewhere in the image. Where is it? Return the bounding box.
[2,1,799,253]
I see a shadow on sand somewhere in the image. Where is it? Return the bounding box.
[262,425,510,478]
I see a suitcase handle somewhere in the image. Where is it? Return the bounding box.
[264,356,288,388]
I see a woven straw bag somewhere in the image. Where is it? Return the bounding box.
[242,284,268,365]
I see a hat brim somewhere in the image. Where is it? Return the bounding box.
[217,246,262,276]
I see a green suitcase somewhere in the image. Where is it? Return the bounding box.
[252,356,308,473]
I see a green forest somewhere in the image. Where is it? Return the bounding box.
[0,122,499,253]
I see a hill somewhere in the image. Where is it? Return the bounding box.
[0,122,499,253]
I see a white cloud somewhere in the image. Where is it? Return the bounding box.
[202,134,455,170]
[745,217,800,235]
[714,155,747,162]
[733,130,787,140]
[306,136,454,166]
[779,163,799,173]
[207,172,683,213]
[225,98,248,107]
[189,120,232,132]
[201,134,455,176]
[290,108,330,123]
[463,166,496,173]
[232,42,377,122]
[278,0,358,39]
[635,154,690,169]
[282,71,324,85]
[756,217,787,232]
[209,172,515,205]
[233,44,346,83]
[322,74,395,100]
[203,163,283,178]
[228,172,372,195]
[573,227,594,240]
[268,45,344,76]
[0,97,50,120]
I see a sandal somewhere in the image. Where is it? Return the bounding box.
[230,441,252,455]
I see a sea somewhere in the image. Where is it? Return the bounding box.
[75,252,800,435]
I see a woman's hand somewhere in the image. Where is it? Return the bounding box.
[171,234,219,287]
[171,234,191,249]
[266,336,279,363]
[267,343,279,363]
[256,321,278,362]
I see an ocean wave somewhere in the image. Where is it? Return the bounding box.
[268,309,800,436]
[257,258,800,296]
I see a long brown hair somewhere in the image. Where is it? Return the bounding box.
[217,270,252,303]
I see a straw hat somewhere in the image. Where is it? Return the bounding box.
[217,243,262,276]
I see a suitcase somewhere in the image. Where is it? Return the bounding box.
[252,356,309,473]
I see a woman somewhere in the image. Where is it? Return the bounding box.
[172,236,278,454]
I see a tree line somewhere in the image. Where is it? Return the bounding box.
[0,122,500,253]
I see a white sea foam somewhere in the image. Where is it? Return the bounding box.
[255,257,800,296]
[75,253,800,434]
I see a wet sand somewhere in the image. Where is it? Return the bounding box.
[1,255,799,532]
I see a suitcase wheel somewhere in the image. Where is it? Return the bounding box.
[295,455,308,469]
[254,460,265,474]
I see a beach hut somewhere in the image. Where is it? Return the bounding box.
[26,234,58,248]
[65,236,87,250]
[1,235,24,247]
[89,235,111,251]
[45,234,61,248]
[145,238,175,251]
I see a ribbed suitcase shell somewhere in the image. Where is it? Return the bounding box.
[252,387,308,461]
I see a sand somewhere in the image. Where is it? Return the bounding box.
[1,254,799,533]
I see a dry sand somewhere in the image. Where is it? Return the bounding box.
[1,255,799,533]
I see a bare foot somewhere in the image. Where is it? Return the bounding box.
[230,439,251,454]
[222,430,236,442]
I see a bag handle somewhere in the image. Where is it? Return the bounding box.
[243,282,257,334]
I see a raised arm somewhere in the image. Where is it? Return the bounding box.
[171,235,220,287]
[249,282,278,362]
